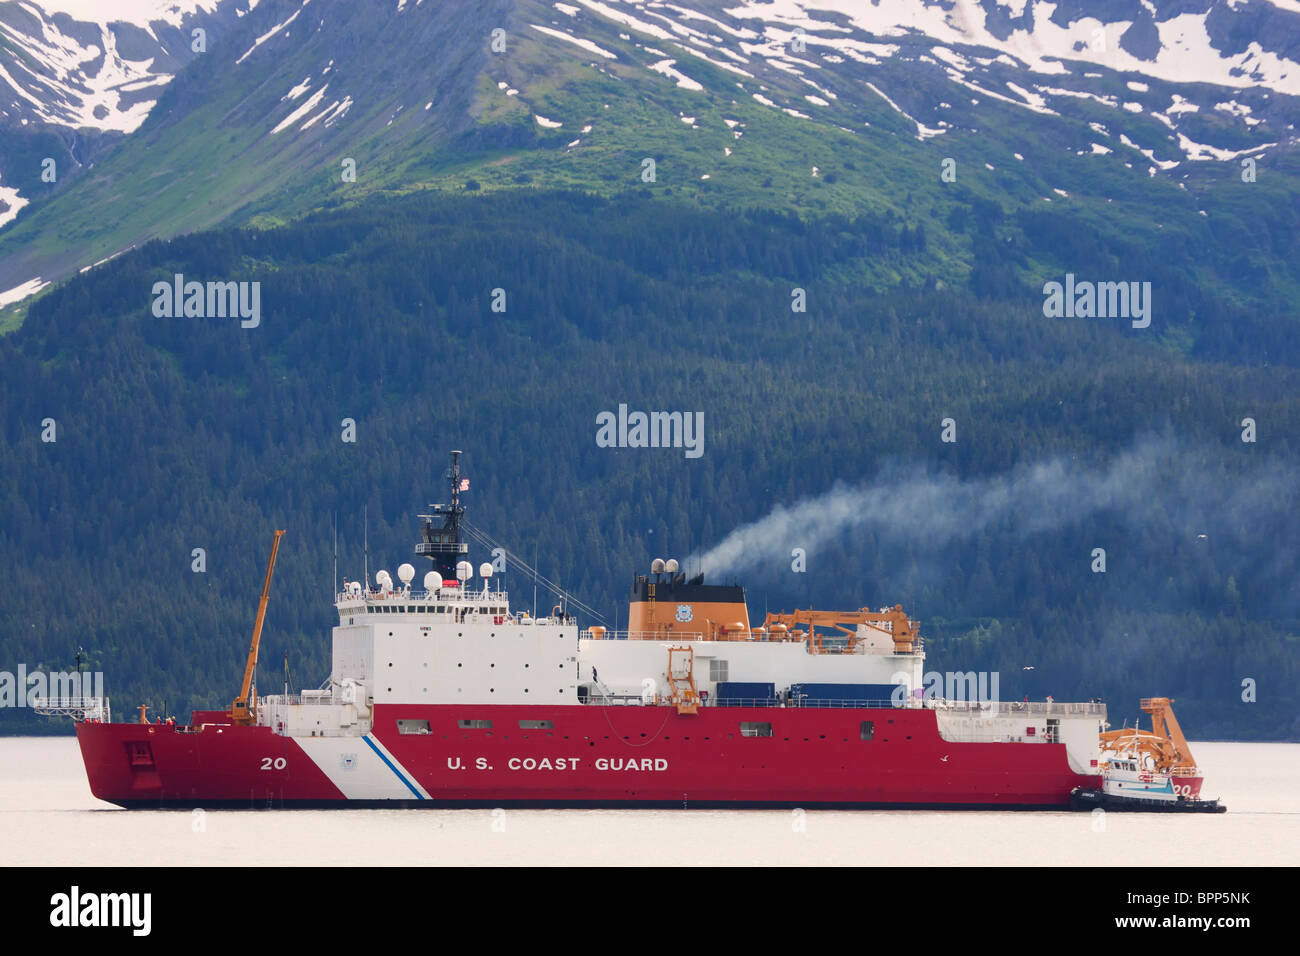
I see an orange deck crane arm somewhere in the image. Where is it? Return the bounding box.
[1142,697,1197,772]
[762,605,918,653]
[230,530,285,725]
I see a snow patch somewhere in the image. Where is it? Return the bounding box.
[284,77,312,101]
[237,0,309,65]
[1176,134,1275,161]
[0,276,48,308]
[271,83,327,134]
[0,180,30,229]
[529,24,617,59]
[649,59,704,90]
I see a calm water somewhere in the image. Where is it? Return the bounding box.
[2,737,1295,866]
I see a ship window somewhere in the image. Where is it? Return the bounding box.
[397,719,431,735]
[519,719,554,729]
[860,721,875,741]
[408,606,416,613]
[458,719,493,729]
[739,722,773,737]
[709,659,729,682]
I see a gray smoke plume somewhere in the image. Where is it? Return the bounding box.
[693,436,1297,580]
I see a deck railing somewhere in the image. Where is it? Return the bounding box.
[336,588,510,606]
[30,696,111,721]
[575,693,1105,715]
[578,629,924,653]
[580,629,708,642]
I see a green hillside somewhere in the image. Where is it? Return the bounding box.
[1,190,1296,739]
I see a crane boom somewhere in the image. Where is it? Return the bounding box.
[762,605,918,653]
[1143,696,1197,772]
[230,529,285,725]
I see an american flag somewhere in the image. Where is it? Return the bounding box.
[459,478,470,491]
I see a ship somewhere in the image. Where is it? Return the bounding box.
[54,452,1214,810]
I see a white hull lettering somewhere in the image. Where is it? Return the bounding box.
[595,758,668,771]
[506,757,581,770]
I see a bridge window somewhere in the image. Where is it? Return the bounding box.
[397,719,431,735]
[739,722,772,737]
[458,719,492,729]
[860,721,874,741]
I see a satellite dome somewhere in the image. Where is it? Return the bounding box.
[651,558,666,573]
[479,562,494,579]
[397,563,415,584]
[455,561,472,582]
[665,558,680,573]
[424,571,438,590]
[376,569,392,587]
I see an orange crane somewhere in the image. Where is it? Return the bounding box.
[1099,697,1197,775]
[229,530,285,726]
[762,605,919,654]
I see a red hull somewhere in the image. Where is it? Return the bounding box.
[75,720,346,806]
[76,704,1100,809]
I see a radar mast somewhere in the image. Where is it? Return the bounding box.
[416,450,470,583]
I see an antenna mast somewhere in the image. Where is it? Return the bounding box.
[416,451,470,583]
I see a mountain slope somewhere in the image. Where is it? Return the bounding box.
[0,0,259,228]
[4,0,1300,343]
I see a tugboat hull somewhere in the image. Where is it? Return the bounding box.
[1069,787,1226,813]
